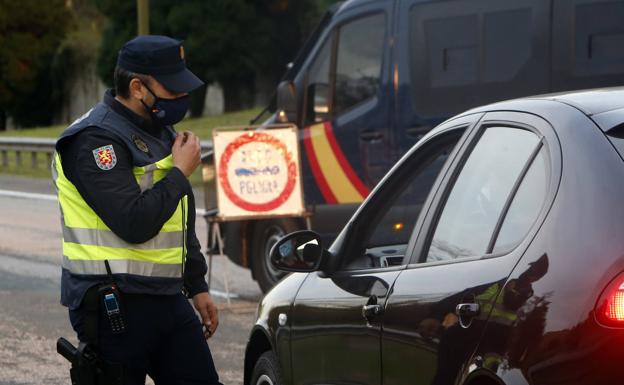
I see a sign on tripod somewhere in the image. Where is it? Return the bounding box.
[212,125,304,220]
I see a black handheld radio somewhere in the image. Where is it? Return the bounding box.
[100,261,126,334]
[99,285,125,333]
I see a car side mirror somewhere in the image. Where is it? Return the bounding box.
[276,80,297,123]
[307,82,330,123]
[270,230,325,272]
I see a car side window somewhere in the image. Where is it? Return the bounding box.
[334,13,385,115]
[343,129,465,270]
[305,36,332,124]
[426,127,540,262]
[493,146,547,253]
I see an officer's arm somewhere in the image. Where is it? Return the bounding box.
[60,128,190,243]
[183,191,209,297]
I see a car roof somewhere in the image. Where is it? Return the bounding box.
[527,87,624,116]
[464,87,624,132]
[338,0,382,14]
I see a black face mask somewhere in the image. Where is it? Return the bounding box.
[140,83,190,126]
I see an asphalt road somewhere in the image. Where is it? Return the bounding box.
[0,175,263,385]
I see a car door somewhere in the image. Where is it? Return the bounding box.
[382,112,557,385]
[300,0,395,207]
[289,114,480,385]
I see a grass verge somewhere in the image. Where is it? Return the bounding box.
[0,108,260,181]
[0,108,260,140]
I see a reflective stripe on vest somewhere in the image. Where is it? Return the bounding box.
[52,152,187,278]
[477,283,518,326]
[62,256,183,277]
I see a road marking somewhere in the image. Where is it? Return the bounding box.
[0,190,240,297]
[209,289,240,300]
[0,189,57,202]
[0,254,240,299]
[0,254,59,281]
[0,189,208,216]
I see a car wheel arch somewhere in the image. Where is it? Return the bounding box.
[244,327,274,385]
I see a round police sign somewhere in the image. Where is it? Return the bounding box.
[213,126,304,219]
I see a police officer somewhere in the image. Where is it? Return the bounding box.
[53,35,222,384]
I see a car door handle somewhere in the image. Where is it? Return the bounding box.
[362,304,384,320]
[455,303,480,318]
[359,130,384,142]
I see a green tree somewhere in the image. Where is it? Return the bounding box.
[255,0,338,98]
[94,0,137,89]
[0,0,73,129]
[95,0,337,115]
[163,1,272,113]
[95,0,271,114]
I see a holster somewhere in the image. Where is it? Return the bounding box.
[57,285,123,385]
[57,338,123,385]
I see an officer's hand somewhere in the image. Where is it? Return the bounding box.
[192,292,219,339]
[172,131,201,177]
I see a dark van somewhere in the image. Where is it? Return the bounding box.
[206,0,624,291]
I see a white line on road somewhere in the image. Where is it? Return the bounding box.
[0,254,59,281]
[0,189,57,202]
[209,289,239,300]
[0,189,208,216]
[0,189,239,297]
[0,254,239,299]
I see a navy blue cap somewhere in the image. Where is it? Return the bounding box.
[117,35,204,93]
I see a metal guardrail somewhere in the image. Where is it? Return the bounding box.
[0,137,56,169]
[0,137,213,170]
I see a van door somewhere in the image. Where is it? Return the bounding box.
[300,1,394,208]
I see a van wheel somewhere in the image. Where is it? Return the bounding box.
[251,218,300,293]
[251,351,283,385]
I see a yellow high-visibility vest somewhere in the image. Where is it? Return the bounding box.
[477,283,518,326]
[52,152,188,278]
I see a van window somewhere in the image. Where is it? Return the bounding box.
[425,15,478,88]
[334,13,385,115]
[344,128,465,270]
[305,37,332,124]
[552,0,624,90]
[574,1,624,76]
[407,0,548,117]
[493,147,547,253]
[365,135,458,248]
[422,8,531,87]
[426,127,540,262]
[483,9,532,82]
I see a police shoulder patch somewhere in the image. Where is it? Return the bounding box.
[92,144,117,170]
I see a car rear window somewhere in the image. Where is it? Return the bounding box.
[493,146,548,253]
[606,129,624,157]
[427,126,541,262]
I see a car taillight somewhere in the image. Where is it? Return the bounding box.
[605,286,624,321]
[595,273,624,327]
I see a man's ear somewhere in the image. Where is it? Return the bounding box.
[129,78,145,101]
